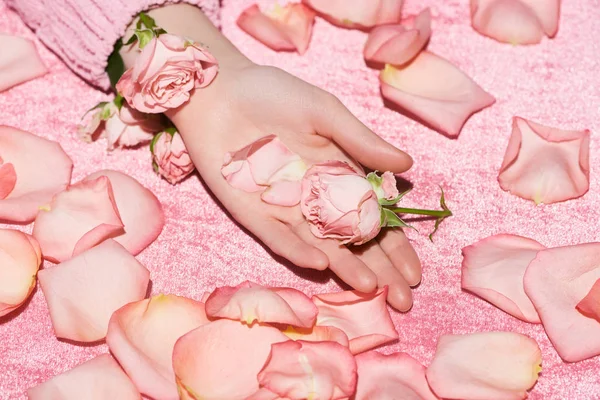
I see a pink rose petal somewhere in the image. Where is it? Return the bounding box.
[173,319,288,399]
[282,325,349,347]
[37,240,150,342]
[27,354,140,400]
[107,294,210,400]
[461,234,544,323]
[0,161,16,199]
[498,117,590,205]
[0,34,47,92]
[257,341,357,399]
[32,176,124,263]
[354,351,439,400]
[0,229,41,317]
[0,126,73,223]
[364,9,431,66]
[302,0,403,29]
[238,4,316,54]
[83,170,164,255]
[261,180,302,206]
[312,287,398,354]
[380,51,496,137]
[524,243,600,362]
[577,279,600,321]
[425,332,542,400]
[205,281,318,328]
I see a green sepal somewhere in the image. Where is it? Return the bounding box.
[152,161,159,174]
[165,127,177,136]
[149,131,163,154]
[135,29,155,49]
[107,38,125,89]
[366,171,382,187]
[81,101,108,120]
[381,208,416,231]
[113,94,125,111]
[379,188,412,206]
[99,104,114,120]
[154,28,167,37]
[137,12,157,30]
[428,186,452,242]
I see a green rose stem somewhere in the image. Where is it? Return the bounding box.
[385,207,452,218]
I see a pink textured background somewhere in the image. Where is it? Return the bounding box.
[1,0,600,398]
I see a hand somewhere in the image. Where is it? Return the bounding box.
[168,61,421,311]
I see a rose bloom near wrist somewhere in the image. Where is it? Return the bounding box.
[151,130,195,184]
[301,161,398,245]
[117,34,218,114]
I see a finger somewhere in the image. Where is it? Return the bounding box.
[377,229,422,286]
[353,241,413,312]
[294,223,378,292]
[311,93,413,173]
[254,219,329,270]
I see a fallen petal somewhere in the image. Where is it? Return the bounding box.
[354,351,439,400]
[282,325,349,347]
[302,0,403,29]
[461,234,544,323]
[577,279,600,321]
[0,126,73,223]
[173,319,288,399]
[27,354,140,400]
[312,287,398,354]
[38,240,150,342]
[364,9,431,65]
[425,331,541,400]
[33,176,124,262]
[380,52,495,137]
[261,180,302,206]
[498,117,590,204]
[0,34,47,92]
[258,341,357,399]
[0,229,41,317]
[107,294,210,400]
[205,281,318,328]
[0,161,16,199]
[524,243,600,362]
[83,170,164,255]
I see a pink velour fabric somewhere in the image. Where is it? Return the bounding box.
[1,0,600,399]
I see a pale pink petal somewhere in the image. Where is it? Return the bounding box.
[380,52,495,137]
[524,0,561,37]
[0,34,47,92]
[27,354,141,400]
[425,332,542,400]
[173,319,288,399]
[32,176,124,263]
[83,170,164,255]
[364,9,431,66]
[577,279,600,321]
[261,180,302,206]
[245,388,282,400]
[312,287,398,354]
[257,341,357,399]
[524,243,600,362]
[0,229,40,317]
[0,126,73,222]
[461,234,544,323]
[354,351,439,400]
[107,294,210,400]
[37,240,150,342]
[302,0,402,29]
[238,4,315,54]
[205,281,318,328]
[282,325,349,347]
[498,117,590,205]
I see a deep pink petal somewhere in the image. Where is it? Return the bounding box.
[0,162,16,199]
[173,319,288,399]
[577,279,600,321]
[380,52,495,137]
[32,176,124,262]
[83,170,164,255]
[205,281,318,328]
[312,287,398,354]
[0,229,40,317]
[258,341,357,399]
[0,34,47,92]
[0,126,73,222]
[106,294,210,400]
[498,117,590,204]
[37,240,150,342]
[524,243,600,362]
[27,354,141,400]
[426,332,542,400]
[282,325,349,347]
[354,351,439,400]
[461,234,544,323]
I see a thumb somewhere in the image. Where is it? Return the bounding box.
[311,94,413,173]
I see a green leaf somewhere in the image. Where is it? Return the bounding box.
[124,34,138,46]
[113,94,125,111]
[107,38,125,89]
[138,12,157,30]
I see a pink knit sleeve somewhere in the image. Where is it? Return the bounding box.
[5,0,221,90]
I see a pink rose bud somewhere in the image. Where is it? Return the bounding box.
[300,161,382,245]
[151,130,195,184]
[116,34,218,113]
